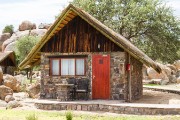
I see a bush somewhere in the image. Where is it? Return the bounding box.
[26,113,38,120]
[15,35,40,63]
[2,25,14,35]
[66,111,73,120]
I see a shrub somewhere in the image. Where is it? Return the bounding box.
[15,35,40,63]
[66,111,73,120]
[2,25,14,35]
[26,113,38,120]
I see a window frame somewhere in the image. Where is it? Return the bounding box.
[49,57,86,76]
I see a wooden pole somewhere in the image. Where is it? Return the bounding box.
[128,53,132,102]
[30,68,33,84]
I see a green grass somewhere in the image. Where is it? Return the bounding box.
[0,109,180,120]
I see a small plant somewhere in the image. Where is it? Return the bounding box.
[26,113,38,120]
[66,111,73,120]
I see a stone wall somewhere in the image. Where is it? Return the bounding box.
[35,102,180,115]
[40,53,90,99]
[40,52,141,101]
[130,55,143,100]
[110,52,127,100]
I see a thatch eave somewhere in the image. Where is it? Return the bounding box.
[0,51,16,67]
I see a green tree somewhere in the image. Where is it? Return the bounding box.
[72,0,180,63]
[15,35,40,63]
[2,25,14,35]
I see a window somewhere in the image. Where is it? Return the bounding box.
[51,59,59,75]
[61,59,75,75]
[50,57,86,76]
[76,59,85,75]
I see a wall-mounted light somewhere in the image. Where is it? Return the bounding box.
[98,43,100,49]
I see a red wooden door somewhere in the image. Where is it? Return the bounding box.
[92,54,110,99]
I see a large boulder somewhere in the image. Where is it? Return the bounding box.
[0,85,13,100]
[0,33,11,51]
[151,79,169,85]
[2,29,47,51]
[173,60,180,70]
[147,67,169,80]
[3,74,21,92]
[176,70,180,78]
[177,77,180,84]
[6,100,22,109]
[163,66,171,76]
[38,23,52,29]
[166,64,177,73]
[19,21,36,31]
[14,74,26,84]
[0,67,3,85]
[169,75,177,83]
[0,33,11,41]
[5,95,15,103]
[2,34,19,51]
[4,41,16,51]
[0,100,7,107]
[26,82,40,98]
[30,29,47,36]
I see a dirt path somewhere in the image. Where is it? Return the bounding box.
[134,89,180,104]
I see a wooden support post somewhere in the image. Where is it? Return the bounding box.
[30,68,33,84]
[128,53,132,102]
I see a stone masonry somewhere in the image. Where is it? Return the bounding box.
[40,52,142,101]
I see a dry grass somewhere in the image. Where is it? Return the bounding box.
[0,109,180,120]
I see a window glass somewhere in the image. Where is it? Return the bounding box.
[61,59,75,75]
[51,57,85,76]
[76,59,85,75]
[68,59,75,75]
[52,60,59,75]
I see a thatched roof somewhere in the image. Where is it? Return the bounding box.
[0,51,16,66]
[19,4,161,73]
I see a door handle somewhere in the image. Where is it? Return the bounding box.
[93,75,95,79]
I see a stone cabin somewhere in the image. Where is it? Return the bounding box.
[19,4,161,101]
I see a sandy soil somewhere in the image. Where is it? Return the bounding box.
[134,89,180,104]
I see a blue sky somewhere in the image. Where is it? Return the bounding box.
[0,0,179,33]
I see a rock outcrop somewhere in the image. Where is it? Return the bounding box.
[3,74,21,92]
[38,23,52,29]
[147,67,168,80]
[177,77,180,84]
[19,21,36,31]
[5,95,15,103]
[145,60,180,85]
[0,85,13,100]
[6,100,22,109]
[0,100,7,107]
[0,67,3,85]
[2,29,47,52]
[26,82,40,98]
[0,33,11,51]
[174,60,180,70]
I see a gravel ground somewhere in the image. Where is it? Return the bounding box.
[0,84,180,111]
